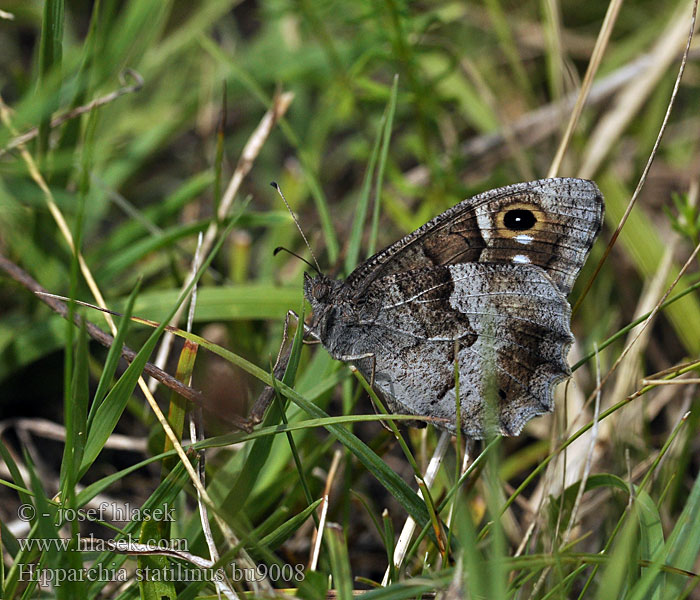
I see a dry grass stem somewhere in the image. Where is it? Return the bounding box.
[382,430,451,586]
[0,418,147,452]
[573,0,698,313]
[1,88,267,594]
[579,0,698,179]
[547,0,623,177]
[309,449,342,571]
[0,70,144,158]
[585,238,700,412]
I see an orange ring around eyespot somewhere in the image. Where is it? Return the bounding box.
[496,202,547,238]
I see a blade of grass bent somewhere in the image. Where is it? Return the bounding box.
[271,305,317,511]
[79,214,241,478]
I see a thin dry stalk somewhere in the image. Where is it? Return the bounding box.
[458,55,534,181]
[0,254,248,426]
[562,346,602,545]
[547,0,623,177]
[0,70,144,157]
[381,431,451,586]
[0,418,147,452]
[438,441,472,570]
[584,238,700,413]
[579,0,697,178]
[0,91,270,593]
[641,378,700,385]
[0,95,118,334]
[600,237,679,439]
[405,49,697,187]
[644,358,700,381]
[183,234,239,599]
[602,180,696,438]
[574,0,698,314]
[528,353,600,600]
[308,449,342,571]
[445,443,471,531]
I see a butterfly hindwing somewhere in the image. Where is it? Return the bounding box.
[350,263,573,437]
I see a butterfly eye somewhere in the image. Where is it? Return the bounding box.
[503,208,536,231]
[313,283,329,301]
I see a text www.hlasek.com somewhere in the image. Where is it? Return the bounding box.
[16,535,188,553]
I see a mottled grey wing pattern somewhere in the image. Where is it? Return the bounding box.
[346,263,573,437]
[344,178,603,296]
[304,177,604,438]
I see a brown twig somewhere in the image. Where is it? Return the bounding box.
[0,252,252,432]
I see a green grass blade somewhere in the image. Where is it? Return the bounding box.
[572,277,700,371]
[171,330,432,529]
[88,278,141,422]
[25,448,82,600]
[327,523,353,600]
[345,85,392,272]
[161,337,198,477]
[60,317,90,494]
[635,490,666,600]
[78,315,165,477]
[198,36,340,264]
[36,0,64,162]
[595,511,639,600]
[137,518,176,600]
[368,74,399,258]
[221,304,307,520]
[659,469,700,598]
[0,439,32,510]
[80,211,242,477]
[272,305,317,510]
[85,463,190,600]
[601,173,700,355]
[258,498,322,550]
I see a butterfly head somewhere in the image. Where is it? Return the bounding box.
[304,271,336,306]
[303,271,345,330]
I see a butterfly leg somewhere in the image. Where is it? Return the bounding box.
[248,311,300,425]
[287,309,319,340]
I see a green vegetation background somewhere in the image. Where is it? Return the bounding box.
[0,0,699,598]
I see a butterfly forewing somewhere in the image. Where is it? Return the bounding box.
[345,177,603,297]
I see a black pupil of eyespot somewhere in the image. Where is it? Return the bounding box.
[504,209,536,231]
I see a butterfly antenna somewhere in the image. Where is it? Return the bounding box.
[270,181,322,274]
[273,246,321,274]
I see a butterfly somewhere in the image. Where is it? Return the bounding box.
[303,178,604,438]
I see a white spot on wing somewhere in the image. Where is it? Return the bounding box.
[513,254,531,264]
[514,234,533,245]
